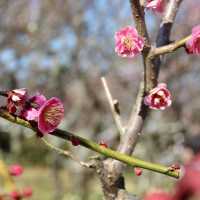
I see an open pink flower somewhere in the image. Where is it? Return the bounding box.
[186,25,200,55]
[144,191,173,200]
[144,83,172,110]
[146,0,165,13]
[115,26,144,58]
[7,88,28,115]
[38,97,64,134]
[9,164,24,177]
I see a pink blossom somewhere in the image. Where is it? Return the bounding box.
[144,83,172,110]
[22,108,39,121]
[7,88,28,115]
[115,26,144,58]
[9,164,24,176]
[22,187,33,198]
[38,97,64,134]
[186,25,200,55]
[146,0,165,13]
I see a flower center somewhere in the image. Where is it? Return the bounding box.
[44,105,63,125]
[122,36,134,50]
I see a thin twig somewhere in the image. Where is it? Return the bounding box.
[41,138,96,169]
[101,77,124,135]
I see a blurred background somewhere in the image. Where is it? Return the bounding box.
[0,0,200,199]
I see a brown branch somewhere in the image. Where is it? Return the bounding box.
[99,1,184,199]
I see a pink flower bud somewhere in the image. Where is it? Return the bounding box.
[168,163,181,171]
[22,187,33,198]
[186,25,200,55]
[9,164,24,177]
[134,167,143,176]
[115,26,144,58]
[7,88,28,115]
[38,97,64,134]
[146,0,165,13]
[144,83,172,110]
[71,137,80,146]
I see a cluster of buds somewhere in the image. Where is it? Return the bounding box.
[6,89,64,135]
[10,187,32,200]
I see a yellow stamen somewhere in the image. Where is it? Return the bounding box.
[122,36,134,49]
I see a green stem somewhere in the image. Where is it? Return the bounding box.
[0,109,179,178]
[151,35,191,57]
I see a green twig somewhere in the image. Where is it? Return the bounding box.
[0,109,179,178]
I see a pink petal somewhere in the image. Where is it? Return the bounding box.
[22,108,39,121]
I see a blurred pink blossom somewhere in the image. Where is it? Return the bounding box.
[9,164,24,177]
[38,97,64,134]
[115,26,144,58]
[186,25,200,55]
[22,187,33,198]
[146,0,165,13]
[144,83,172,110]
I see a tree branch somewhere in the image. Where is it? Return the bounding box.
[41,138,96,169]
[156,0,183,47]
[151,35,190,57]
[0,108,179,178]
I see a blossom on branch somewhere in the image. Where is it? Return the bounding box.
[186,25,200,55]
[38,97,64,134]
[144,83,172,110]
[115,26,144,58]
[146,0,165,13]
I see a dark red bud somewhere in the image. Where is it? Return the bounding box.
[71,137,80,146]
